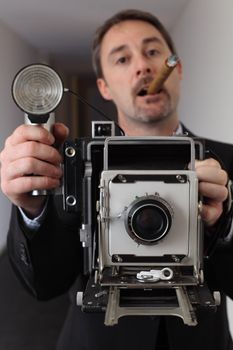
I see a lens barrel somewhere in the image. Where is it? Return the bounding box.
[125,195,173,245]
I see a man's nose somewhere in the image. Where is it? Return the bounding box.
[135,56,152,77]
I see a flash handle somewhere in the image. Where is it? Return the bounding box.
[25,113,55,196]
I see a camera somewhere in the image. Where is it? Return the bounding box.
[63,121,219,326]
[11,64,220,326]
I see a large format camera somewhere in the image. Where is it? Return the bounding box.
[11,64,219,327]
[63,121,218,326]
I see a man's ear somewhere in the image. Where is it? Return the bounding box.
[97,78,113,101]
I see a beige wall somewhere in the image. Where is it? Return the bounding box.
[172,0,233,143]
[0,19,39,253]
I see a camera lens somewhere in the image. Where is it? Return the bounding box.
[125,195,173,245]
[133,206,165,238]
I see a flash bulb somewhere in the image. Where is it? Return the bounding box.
[12,63,64,116]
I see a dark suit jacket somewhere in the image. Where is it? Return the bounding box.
[7,131,233,350]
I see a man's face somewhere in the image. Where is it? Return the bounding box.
[97,20,182,132]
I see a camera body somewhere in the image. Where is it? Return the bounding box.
[63,122,217,326]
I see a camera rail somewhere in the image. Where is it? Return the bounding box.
[105,285,197,326]
[78,276,219,327]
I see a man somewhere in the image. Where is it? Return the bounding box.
[1,9,233,350]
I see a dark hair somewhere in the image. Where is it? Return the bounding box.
[92,9,177,78]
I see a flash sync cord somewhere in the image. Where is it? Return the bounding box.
[65,88,125,136]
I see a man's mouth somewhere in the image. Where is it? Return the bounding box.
[137,87,163,97]
[137,88,148,97]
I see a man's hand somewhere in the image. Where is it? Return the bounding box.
[0,122,69,218]
[195,158,228,226]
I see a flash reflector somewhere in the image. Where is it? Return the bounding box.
[12,64,63,116]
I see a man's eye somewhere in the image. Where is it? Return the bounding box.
[147,49,159,57]
[116,56,128,64]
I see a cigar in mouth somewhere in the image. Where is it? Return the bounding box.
[147,54,179,95]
